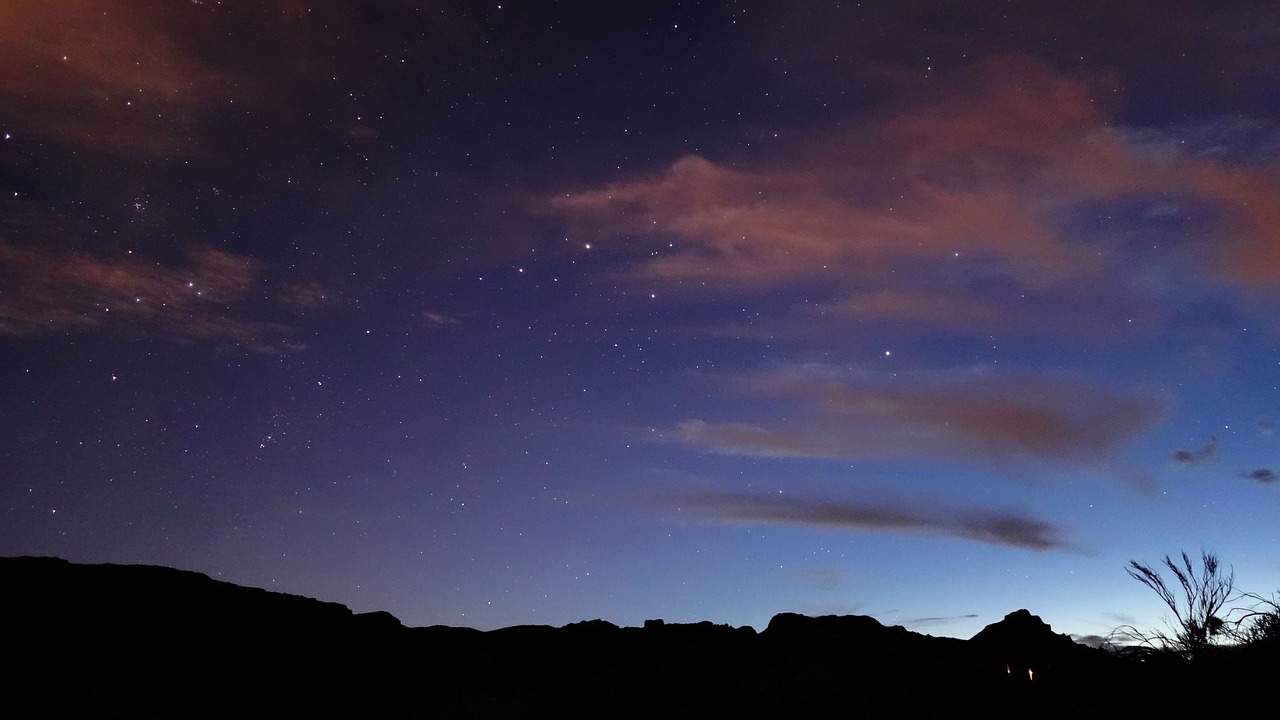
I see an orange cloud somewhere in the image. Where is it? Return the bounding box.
[0,1,236,156]
[1171,162,1280,285]
[0,242,314,352]
[0,1,473,156]
[546,58,1280,294]
[546,62,1098,291]
[671,364,1162,464]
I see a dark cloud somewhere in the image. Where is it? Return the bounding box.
[673,491,1069,551]
[1072,634,1110,649]
[756,2,1280,121]
[1242,468,1277,484]
[672,365,1163,464]
[1172,436,1219,466]
[904,614,981,626]
[0,241,315,352]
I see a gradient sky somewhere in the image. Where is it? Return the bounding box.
[3,0,1279,643]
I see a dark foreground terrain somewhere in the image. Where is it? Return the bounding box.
[2,556,1274,718]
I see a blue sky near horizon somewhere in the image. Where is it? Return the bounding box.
[2,1,1279,642]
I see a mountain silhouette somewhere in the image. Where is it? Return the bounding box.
[1,556,1267,718]
[969,608,1106,680]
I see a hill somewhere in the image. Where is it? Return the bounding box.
[0,556,1264,717]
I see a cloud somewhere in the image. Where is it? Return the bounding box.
[1072,634,1110,649]
[780,568,842,591]
[0,1,234,156]
[904,614,981,626]
[815,290,1013,331]
[0,242,315,352]
[676,420,855,460]
[1172,436,1219,466]
[1242,468,1277,484]
[277,282,332,310]
[544,57,1280,300]
[0,1,472,157]
[422,310,461,328]
[673,491,1069,551]
[672,365,1162,464]
[546,60,1090,290]
[674,276,1163,349]
[757,2,1280,109]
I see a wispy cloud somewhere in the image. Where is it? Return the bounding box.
[422,310,461,328]
[780,567,842,591]
[671,365,1162,464]
[904,614,981,627]
[815,290,1012,331]
[0,242,319,352]
[673,491,1070,551]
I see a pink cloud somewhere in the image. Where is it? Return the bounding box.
[0,1,473,156]
[545,58,1280,296]
[0,1,236,156]
[672,365,1162,464]
[0,242,315,352]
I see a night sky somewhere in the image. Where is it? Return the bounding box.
[3,1,1279,643]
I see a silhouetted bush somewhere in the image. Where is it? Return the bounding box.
[1121,551,1233,659]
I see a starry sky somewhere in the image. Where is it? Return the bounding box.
[3,1,1279,642]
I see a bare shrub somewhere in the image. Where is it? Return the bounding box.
[1120,551,1233,659]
